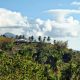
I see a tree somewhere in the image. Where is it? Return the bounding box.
[38,36,42,42]
[61,64,72,80]
[28,36,34,42]
[31,36,34,42]
[47,36,50,42]
[15,35,19,39]
[45,56,58,71]
[62,53,72,63]
[18,35,22,39]
[22,35,25,39]
[53,40,68,51]
[43,37,46,42]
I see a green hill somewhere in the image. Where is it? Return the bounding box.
[0,38,80,80]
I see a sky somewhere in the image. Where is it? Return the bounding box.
[0,0,80,50]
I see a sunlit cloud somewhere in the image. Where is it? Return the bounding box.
[0,8,80,38]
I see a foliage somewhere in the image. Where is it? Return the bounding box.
[0,37,80,80]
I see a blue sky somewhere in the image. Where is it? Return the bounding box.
[0,0,80,50]
[0,0,77,18]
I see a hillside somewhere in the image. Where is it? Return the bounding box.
[0,37,80,80]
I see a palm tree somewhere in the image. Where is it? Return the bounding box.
[43,37,46,42]
[28,36,31,42]
[38,36,42,42]
[47,36,50,43]
[31,36,34,42]
[22,35,25,39]
[15,35,19,39]
[18,35,22,39]
[54,40,56,44]
[28,36,34,42]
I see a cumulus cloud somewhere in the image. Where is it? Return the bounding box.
[43,9,80,37]
[0,8,29,27]
[0,8,29,34]
[47,9,80,22]
[0,8,80,38]
[40,18,79,37]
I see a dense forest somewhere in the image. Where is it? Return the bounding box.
[0,35,80,80]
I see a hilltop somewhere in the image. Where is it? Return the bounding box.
[0,36,80,80]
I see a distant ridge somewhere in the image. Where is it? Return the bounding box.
[3,32,16,38]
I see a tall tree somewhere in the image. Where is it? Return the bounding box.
[43,37,46,42]
[15,35,19,39]
[28,36,34,42]
[22,35,25,39]
[38,36,42,42]
[31,36,34,42]
[47,36,50,42]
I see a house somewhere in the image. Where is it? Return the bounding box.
[14,39,27,44]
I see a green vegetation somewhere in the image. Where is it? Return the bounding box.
[0,36,80,80]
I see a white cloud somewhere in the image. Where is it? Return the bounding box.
[47,9,80,14]
[0,8,29,35]
[43,9,80,37]
[43,18,79,37]
[47,9,80,22]
[71,1,80,6]
[0,8,28,27]
[0,8,80,38]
